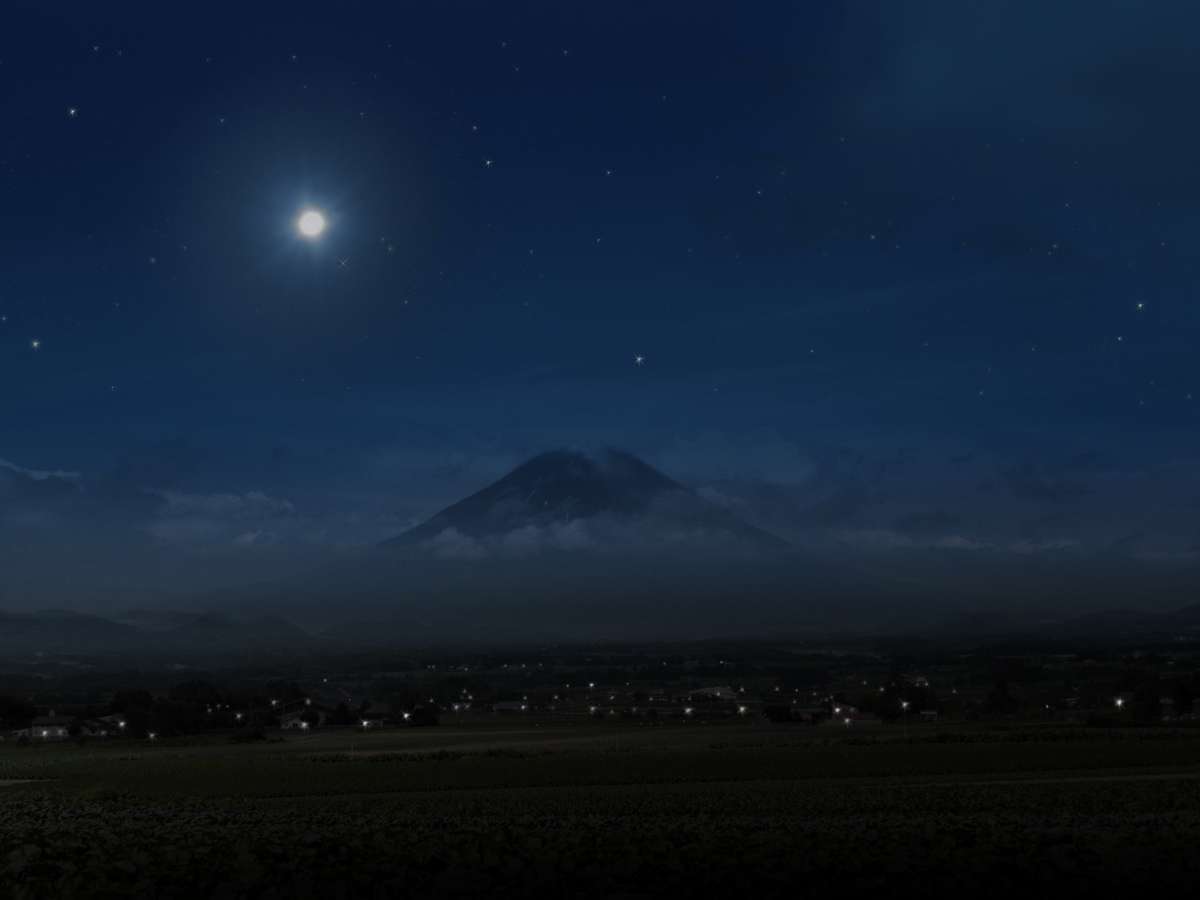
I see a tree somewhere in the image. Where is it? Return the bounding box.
[110,690,154,714]
[983,680,1019,716]
[409,705,440,727]
[328,702,353,726]
[1172,680,1195,717]
[0,695,35,730]
[169,681,224,706]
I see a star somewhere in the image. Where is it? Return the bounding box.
[483,158,494,168]
[634,354,645,367]
[338,257,349,269]
[30,339,40,350]
[67,107,78,118]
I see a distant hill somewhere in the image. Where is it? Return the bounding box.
[0,609,314,659]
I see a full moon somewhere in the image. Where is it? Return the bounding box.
[297,209,327,238]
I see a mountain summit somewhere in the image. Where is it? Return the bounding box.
[382,448,787,552]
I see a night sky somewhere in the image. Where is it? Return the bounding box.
[3,2,1200,611]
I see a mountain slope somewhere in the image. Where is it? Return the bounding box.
[382,448,787,551]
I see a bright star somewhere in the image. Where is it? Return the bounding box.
[297,209,327,239]
[30,339,40,350]
[67,107,78,118]
[634,354,645,366]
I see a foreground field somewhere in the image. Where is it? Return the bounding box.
[4,720,1200,897]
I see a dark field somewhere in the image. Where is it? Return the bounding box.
[4,720,1200,897]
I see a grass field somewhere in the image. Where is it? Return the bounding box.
[4,719,1200,897]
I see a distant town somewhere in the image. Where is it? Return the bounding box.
[6,635,1198,742]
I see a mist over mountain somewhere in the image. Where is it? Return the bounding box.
[5,438,1200,644]
[383,448,789,555]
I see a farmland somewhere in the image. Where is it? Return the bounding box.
[4,719,1200,897]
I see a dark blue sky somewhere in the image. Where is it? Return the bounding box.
[2,2,1200,607]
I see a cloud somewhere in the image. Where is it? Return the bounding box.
[413,503,778,561]
[158,490,296,520]
[0,458,81,482]
[425,528,487,560]
[1000,463,1090,504]
[233,530,280,547]
[854,3,1200,136]
[892,510,962,536]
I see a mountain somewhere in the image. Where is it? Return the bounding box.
[162,612,314,651]
[381,448,788,552]
[0,609,143,654]
[0,608,315,659]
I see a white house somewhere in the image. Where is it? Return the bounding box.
[16,715,73,741]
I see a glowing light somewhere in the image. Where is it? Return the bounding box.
[297,209,327,238]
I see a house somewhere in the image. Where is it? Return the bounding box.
[19,715,74,741]
[789,706,827,724]
[281,706,328,729]
[492,701,528,713]
[77,718,118,737]
[688,686,738,702]
[96,713,129,732]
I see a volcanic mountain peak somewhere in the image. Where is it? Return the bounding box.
[382,447,787,550]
